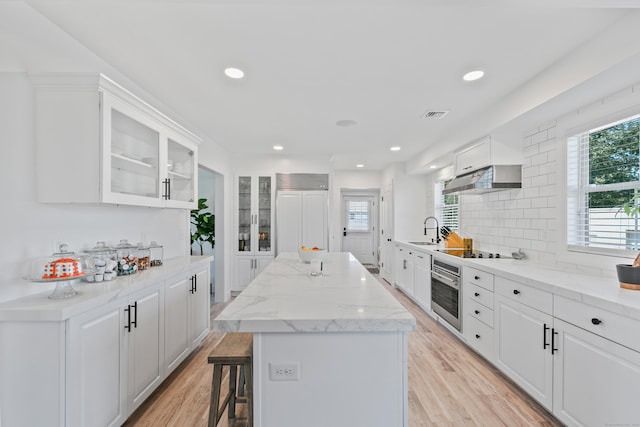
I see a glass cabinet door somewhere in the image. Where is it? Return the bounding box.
[110,109,160,199]
[257,176,272,253]
[166,138,195,204]
[238,176,252,252]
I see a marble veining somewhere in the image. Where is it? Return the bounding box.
[214,252,416,333]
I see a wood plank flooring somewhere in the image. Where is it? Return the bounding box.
[125,277,562,427]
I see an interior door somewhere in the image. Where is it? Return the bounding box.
[342,195,376,265]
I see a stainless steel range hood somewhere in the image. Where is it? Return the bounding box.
[443,165,521,195]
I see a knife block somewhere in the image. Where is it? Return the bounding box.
[444,232,464,248]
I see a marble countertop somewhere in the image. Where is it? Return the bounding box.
[0,256,213,322]
[214,252,416,333]
[397,241,640,322]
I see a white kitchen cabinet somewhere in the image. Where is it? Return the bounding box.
[67,282,163,427]
[379,184,394,282]
[233,255,272,292]
[463,266,495,361]
[454,135,522,176]
[394,245,415,296]
[413,251,431,310]
[0,258,211,427]
[165,266,211,371]
[276,190,329,253]
[189,267,210,348]
[494,277,553,410]
[233,174,274,292]
[66,298,127,427]
[552,296,640,427]
[30,73,200,209]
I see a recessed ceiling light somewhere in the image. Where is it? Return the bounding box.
[336,119,358,127]
[463,70,484,82]
[390,146,401,152]
[430,165,437,169]
[273,145,283,151]
[356,164,364,168]
[224,67,245,79]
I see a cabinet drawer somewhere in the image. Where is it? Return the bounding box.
[413,251,430,268]
[495,276,552,314]
[465,282,494,309]
[464,314,494,361]
[554,295,640,352]
[464,267,494,291]
[466,299,494,328]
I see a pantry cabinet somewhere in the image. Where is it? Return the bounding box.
[30,73,200,209]
[233,174,274,292]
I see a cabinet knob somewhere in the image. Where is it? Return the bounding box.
[474,275,480,280]
[475,334,480,339]
[591,318,602,325]
[474,292,480,297]
[474,310,480,315]
[513,289,521,295]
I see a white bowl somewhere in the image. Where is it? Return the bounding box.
[297,248,328,263]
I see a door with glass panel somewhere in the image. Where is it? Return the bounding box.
[342,194,377,265]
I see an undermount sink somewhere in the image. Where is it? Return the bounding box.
[407,241,438,246]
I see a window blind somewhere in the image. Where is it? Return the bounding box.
[567,115,640,252]
[436,180,459,231]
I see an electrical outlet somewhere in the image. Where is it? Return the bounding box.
[269,362,300,381]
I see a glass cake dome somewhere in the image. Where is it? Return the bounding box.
[24,243,95,299]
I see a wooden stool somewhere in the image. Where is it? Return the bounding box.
[208,333,253,427]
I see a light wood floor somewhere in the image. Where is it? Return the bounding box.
[125,278,562,427]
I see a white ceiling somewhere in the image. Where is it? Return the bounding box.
[12,1,640,170]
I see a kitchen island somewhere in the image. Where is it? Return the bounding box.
[214,252,416,427]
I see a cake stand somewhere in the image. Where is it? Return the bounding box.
[23,271,95,299]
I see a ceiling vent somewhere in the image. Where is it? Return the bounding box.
[423,110,449,120]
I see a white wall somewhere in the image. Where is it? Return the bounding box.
[0,3,235,302]
[455,81,640,277]
[0,73,190,301]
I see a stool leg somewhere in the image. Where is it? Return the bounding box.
[208,364,223,427]
[238,365,246,397]
[244,361,253,427]
[228,365,238,419]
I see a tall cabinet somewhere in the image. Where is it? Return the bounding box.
[233,175,275,292]
[380,183,394,282]
[276,190,328,254]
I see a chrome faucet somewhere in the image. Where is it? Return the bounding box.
[423,216,440,243]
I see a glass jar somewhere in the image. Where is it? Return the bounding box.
[115,239,138,276]
[149,241,163,267]
[84,241,117,282]
[135,243,151,271]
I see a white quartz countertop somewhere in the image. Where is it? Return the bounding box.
[0,256,213,322]
[214,252,416,333]
[397,240,640,322]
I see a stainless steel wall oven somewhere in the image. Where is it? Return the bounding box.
[431,257,461,331]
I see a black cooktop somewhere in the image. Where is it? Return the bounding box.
[434,248,510,259]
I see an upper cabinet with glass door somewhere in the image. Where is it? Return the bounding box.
[31,73,200,209]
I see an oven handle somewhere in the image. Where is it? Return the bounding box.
[431,270,458,288]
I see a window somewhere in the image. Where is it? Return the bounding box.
[567,114,640,253]
[436,179,459,232]
[346,200,370,232]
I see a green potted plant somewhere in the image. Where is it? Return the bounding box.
[617,194,640,289]
[190,198,215,256]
